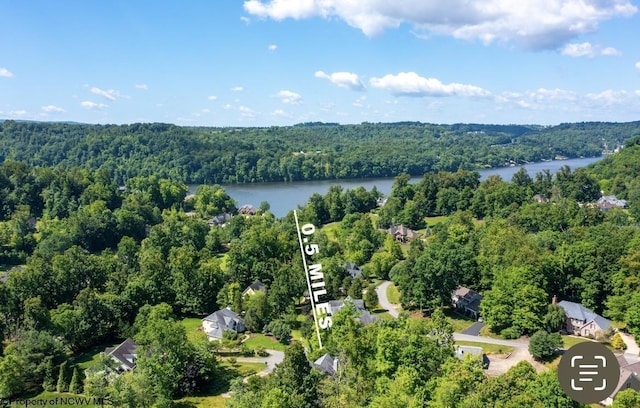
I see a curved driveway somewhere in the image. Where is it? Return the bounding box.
[376,280,400,318]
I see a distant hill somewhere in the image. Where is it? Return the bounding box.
[587,136,640,199]
[1,120,639,185]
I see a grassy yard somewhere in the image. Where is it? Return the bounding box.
[321,221,340,242]
[455,340,515,355]
[242,333,286,351]
[386,282,401,304]
[478,326,504,340]
[424,215,449,227]
[180,317,207,343]
[69,341,119,370]
[562,335,593,349]
[443,309,477,333]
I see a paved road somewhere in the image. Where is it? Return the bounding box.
[376,281,400,318]
[620,332,640,363]
[453,333,529,348]
[233,349,285,376]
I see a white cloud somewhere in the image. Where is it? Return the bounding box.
[81,101,108,110]
[240,16,251,24]
[244,0,637,49]
[370,72,490,97]
[272,109,289,117]
[636,61,640,71]
[135,84,148,90]
[497,88,578,109]
[585,89,632,106]
[268,44,278,51]
[8,110,27,117]
[224,104,233,110]
[352,96,367,107]
[315,70,365,91]
[42,105,66,113]
[0,67,13,78]
[275,90,302,104]
[207,95,218,100]
[239,105,256,117]
[201,108,210,113]
[90,87,122,101]
[232,86,245,92]
[561,42,621,57]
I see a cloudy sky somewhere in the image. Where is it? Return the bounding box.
[1,1,639,126]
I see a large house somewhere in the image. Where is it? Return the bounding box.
[328,297,379,325]
[313,353,339,376]
[202,307,246,340]
[105,338,139,373]
[602,354,640,405]
[597,195,628,211]
[557,300,612,337]
[344,262,363,280]
[386,225,420,242]
[451,286,483,320]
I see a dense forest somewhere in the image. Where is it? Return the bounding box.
[0,128,639,406]
[1,120,639,184]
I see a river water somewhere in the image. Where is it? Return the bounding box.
[189,157,602,218]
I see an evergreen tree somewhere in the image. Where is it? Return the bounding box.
[42,357,56,392]
[56,360,68,393]
[69,366,83,394]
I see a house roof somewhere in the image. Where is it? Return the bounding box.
[203,307,245,339]
[105,338,138,371]
[344,262,362,279]
[557,300,612,332]
[242,281,266,295]
[387,225,419,238]
[609,356,640,401]
[455,345,483,360]
[328,297,365,315]
[313,353,338,376]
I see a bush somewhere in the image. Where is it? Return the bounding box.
[254,345,268,357]
[263,320,291,343]
[611,333,627,351]
[529,330,562,361]
[501,327,521,339]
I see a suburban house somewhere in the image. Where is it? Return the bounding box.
[386,225,420,242]
[208,212,233,227]
[532,194,549,203]
[202,307,246,341]
[238,204,257,215]
[344,262,363,280]
[313,353,338,376]
[455,345,490,369]
[451,286,483,320]
[602,355,640,405]
[328,297,379,325]
[242,281,266,297]
[376,197,388,207]
[557,300,612,337]
[597,195,628,210]
[105,338,139,373]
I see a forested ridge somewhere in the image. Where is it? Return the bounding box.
[1,120,638,184]
[0,131,640,406]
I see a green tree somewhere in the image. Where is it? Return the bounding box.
[56,360,69,393]
[612,388,640,408]
[364,284,379,310]
[543,303,566,332]
[528,331,562,361]
[611,333,627,351]
[194,184,236,217]
[69,366,83,394]
[0,354,25,398]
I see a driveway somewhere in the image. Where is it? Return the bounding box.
[376,281,400,318]
[620,332,640,363]
[453,333,529,349]
[221,349,285,397]
[462,322,485,336]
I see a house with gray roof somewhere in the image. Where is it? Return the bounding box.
[602,354,640,405]
[202,307,246,341]
[328,297,379,325]
[242,281,266,297]
[386,225,420,242]
[344,262,363,279]
[452,286,483,320]
[597,195,628,210]
[455,345,490,369]
[105,338,139,373]
[313,353,338,376]
[557,300,612,337]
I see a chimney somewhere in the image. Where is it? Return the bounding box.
[552,295,557,305]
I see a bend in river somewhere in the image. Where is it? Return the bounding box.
[189,157,602,218]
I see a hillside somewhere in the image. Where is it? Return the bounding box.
[1,120,639,185]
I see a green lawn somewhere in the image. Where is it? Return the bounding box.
[242,333,286,351]
[562,335,593,349]
[455,340,515,355]
[180,317,207,343]
[69,341,119,371]
[443,309,477,333]
[478,326,504,339]
[424,215,449,227]
[321,221,340,242]
[386,283,401,304]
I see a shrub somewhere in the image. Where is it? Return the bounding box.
[611,333,627,351]
[529,330,562,361]
[501,327,521,339]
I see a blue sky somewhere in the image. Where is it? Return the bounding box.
[1,1,640,126]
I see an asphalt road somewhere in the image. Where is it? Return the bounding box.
[375,280,400,318]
